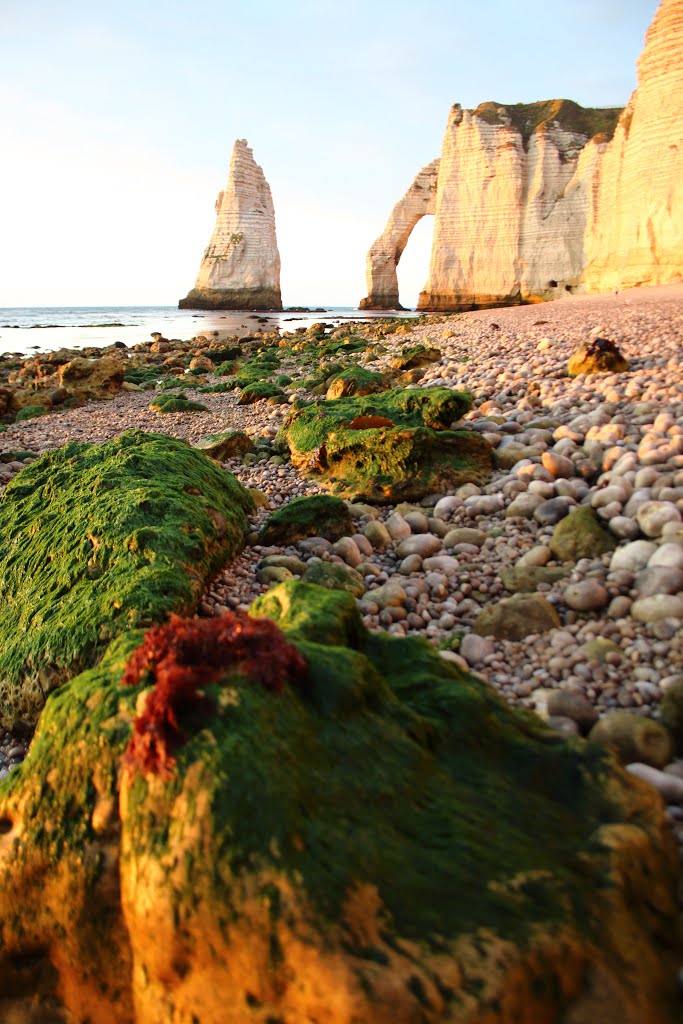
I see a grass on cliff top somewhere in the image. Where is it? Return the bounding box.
[474,99,623,144]
[0,430,254,728]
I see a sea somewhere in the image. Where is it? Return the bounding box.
[0,306,422,357]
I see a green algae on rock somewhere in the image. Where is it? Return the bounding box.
[473,592,561,641]
[278,387,491,502]
[193,429,255,460]
[237,381,285,405]
[300,560,366,597]
[550,506,617,562]
[149,391,208,414]
[325,364,387,400]
[0,430,254,729]
[259,493,353,545]
[0,579,679,1022]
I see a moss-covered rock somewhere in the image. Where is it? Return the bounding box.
[14,404,48,421]
[193,430,255,460]
[0,430,254,728]
[550,507,617,562]
[149,391,208,414]
[659,679,683,753]
[259,493,353,544]
[0,581,679,1022]
[390,344,442,371]
[500,565,571,593]
[237,381,285,405]
[325,364,387,400]
[279,387,490,502]
[300,560,366,597]
[473,593,561,640]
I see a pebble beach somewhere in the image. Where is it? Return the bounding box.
[2,282,683,904]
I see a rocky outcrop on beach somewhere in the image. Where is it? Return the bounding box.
[0,581,679,1023]
[179,139,282,311]
[0,286,683,1019]
[359,159,440,310]
[363,0,682,311]
[581,0,683,292]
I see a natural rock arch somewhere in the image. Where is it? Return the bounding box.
[359,159,439,310]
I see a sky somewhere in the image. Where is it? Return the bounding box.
[0,0,659,309]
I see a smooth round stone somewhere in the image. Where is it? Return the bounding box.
[298,537,332,557]
[504,492,544,518]
[555,478,589,501]
[648,542,683,571]
[396,534,442,559]
[464,494,505,515]
[423,555,460,575]
[563,579,610,612]
[443,527,486,548]
[541,451,575,478]
[403,511,430,533]
[636,500,682,538]
[610,540,657,573]
[363,520,392,550]
[591,485,628,509]
[631,594,683,623]
[516,545,551,568]
[352,533,374,557]
[438,650,469,672]
[256,565,294,584]
[400,554,423,574]
[607,596,633,617]
[332,537,363,567]
[634,566,683,597]
[608,516,640,540]
[457,483,481,500]
[527,480,555,498]
[547,716,581,737]
[384,513,412,541]
[436,497,466,520]
[459,633,495,665]
[533,496,575,526]
[369,582,407,610]
[626,763,683,804]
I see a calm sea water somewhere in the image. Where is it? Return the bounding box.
[0,306,421,356]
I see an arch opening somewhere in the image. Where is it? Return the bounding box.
[396,214,434,310]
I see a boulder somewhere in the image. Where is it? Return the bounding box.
[500,565,570,593]
[0,581,678,1022]
[325,365,387,400]
[193,430,255,460]
[567,338,630,377]
[149,392,208,414]
[589,711,674,769]
[0,430,254,728]
[473,593,561,640]
[550,506,616,562]
[259,494,353,545]
[278,388,491,503]
[300,560,366,597]
[57,355,126,399]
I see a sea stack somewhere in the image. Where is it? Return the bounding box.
[180,139,282,310]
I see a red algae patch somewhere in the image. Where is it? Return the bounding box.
[123,612,306,776]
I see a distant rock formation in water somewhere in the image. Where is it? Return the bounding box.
[180,139,282,311]
[361,0,682,311]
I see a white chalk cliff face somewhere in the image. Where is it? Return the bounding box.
[582,0,683,291]
[180,140,282,310]
[362,0,681,311]
[417,101,617,310]
[359,160,440,310]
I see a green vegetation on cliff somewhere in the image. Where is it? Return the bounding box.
[474,98,623,145]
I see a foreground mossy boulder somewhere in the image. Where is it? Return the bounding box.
[0,581,678,1022]
[0,430,254,728]
[278,387,491,502]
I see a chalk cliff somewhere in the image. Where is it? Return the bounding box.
[362,0,682,311]
[359,159,440,310]
[418,101,619,310]
[582,0,683,291]
[180,139,282,310]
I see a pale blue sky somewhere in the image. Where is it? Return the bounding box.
[0,0,658,307]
